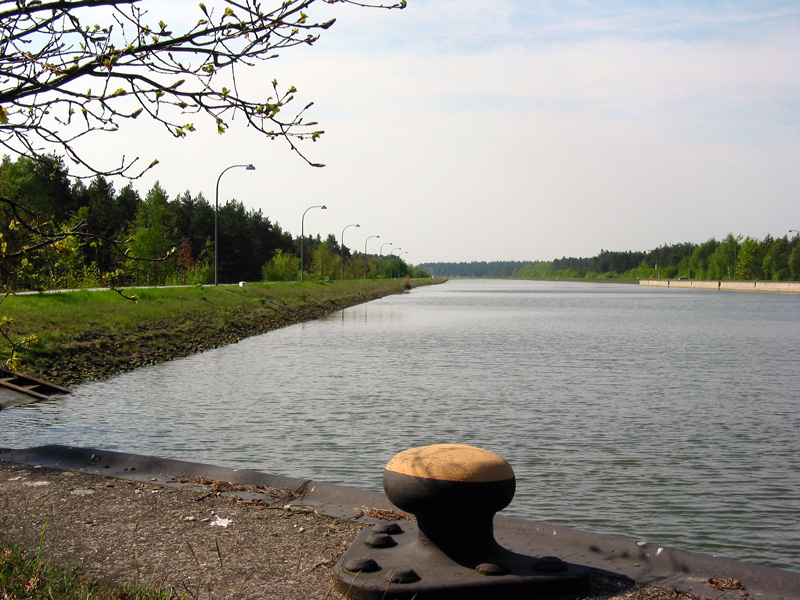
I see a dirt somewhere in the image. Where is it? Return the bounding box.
[0,461,360,599]
[0,461,709,600]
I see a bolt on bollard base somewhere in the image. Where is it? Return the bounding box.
[333,444,590,599]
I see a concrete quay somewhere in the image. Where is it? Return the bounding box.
[639,279,800,293]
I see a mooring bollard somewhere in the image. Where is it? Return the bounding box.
[333,443,590,599]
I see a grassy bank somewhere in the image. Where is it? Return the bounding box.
[6,279,442,386]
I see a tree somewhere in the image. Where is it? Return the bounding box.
[262,249,299,281]
[762,236,789,281]
[125,182,176,285]
[311,241,337,280]
[708,234,739,280]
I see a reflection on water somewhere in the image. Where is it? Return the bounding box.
[3,280,800,572]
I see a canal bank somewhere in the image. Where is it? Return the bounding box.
[2,446,799,600]
[639,279,800,293]
[7,278,441,387]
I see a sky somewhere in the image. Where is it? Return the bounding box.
[79,1,800,264]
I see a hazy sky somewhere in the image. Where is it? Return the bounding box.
[85,1,800,264]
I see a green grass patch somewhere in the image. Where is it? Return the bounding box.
[0,542,183,600]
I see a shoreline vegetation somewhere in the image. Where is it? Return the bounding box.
[9,278,443,387]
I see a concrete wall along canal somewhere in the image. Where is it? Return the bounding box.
[639,279,800,293]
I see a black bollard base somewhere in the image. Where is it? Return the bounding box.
[333,520,590,600]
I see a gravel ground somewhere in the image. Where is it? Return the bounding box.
[0,460,711,600]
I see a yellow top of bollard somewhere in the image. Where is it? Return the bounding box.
[385,444,514,483]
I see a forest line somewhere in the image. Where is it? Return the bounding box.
[419,233,800,281]
[0,155,428,291]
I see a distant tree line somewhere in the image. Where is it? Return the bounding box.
[515,234,800,281]
[0,154,423,290]
[419,236,800,282]
[416,261,541,278]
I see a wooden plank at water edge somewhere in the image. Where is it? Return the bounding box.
[0,367,71,407]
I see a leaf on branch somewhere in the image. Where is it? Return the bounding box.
[0,107,8,124]
[110,88,127,97]
[131,108,143,118]
[20,334,39,348]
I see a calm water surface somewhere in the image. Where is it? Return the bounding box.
[3,280,800,572]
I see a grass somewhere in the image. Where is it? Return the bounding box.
[0,542,183,600]
[2,279,442,384]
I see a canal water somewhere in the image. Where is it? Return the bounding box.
[3,279,800,572]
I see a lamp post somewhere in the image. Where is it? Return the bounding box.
[300,205,327,281]
[364,235,380,279]
[340,223,360,279]
[215,163,255,286]
[390,247,402,279]
[379,242,393,279]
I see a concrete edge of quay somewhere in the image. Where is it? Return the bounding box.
[1,445,798,600]
[639,279,800,293]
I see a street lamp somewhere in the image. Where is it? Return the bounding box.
[390,247,402,279]
[215,163,255,285]
[300,204,327,281]
[364,235,380,279]
[340,223,360,279]
[379,242,393,279]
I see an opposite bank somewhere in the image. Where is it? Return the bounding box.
[639,279,800,293]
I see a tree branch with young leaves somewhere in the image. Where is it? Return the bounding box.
[0,0,405,178]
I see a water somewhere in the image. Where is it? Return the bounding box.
[3,279,800,572]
